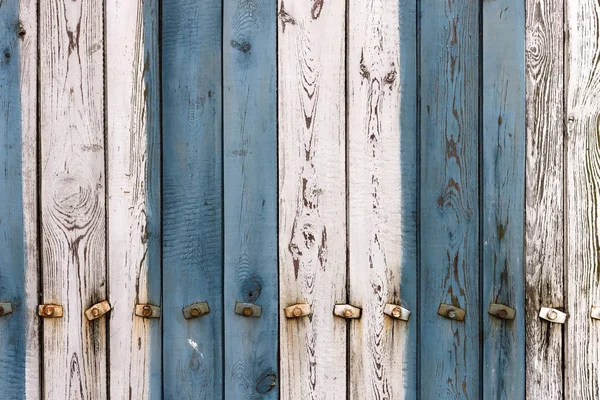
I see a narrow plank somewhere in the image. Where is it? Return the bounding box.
[482,1,526,398]
[40,1,106,399]
[223,0,278,398]
[106,0,161,398]
[278,0,347,398]
[524,1,564,398]
[347,0,416,398]
[419,1,480,398]
[565,0,600,397]
[162,0,223,398]
[0,0,38,397]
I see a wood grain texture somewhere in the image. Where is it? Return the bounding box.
[40,0,106,399]
[565,0,600,397]
[0,0,38,397]
[278,0,347,398]
[223,0,278,398]
[525,1,564,398]
[162,0,223,398]
[419,1,480,398]
[347,0,416,398]
[106,0,161,398]
[482,1,526,398]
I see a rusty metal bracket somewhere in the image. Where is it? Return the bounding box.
[284,303,311,319]
[383,303,410,321]
[38,304,63,318]
[539,307,567,323]
[591,306,600,320]
[85,300,111,321]
[234,301,262,318]
[183,302,210,319]
[488,303,516,320]
[438,303,465,321]
[135,304,161,319]
[333,304,361,319]
[0,302,13,317]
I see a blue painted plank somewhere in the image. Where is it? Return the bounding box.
[419,1,481,398]
[482,1,526,398]
[161,0,223,398]
[223,0,278,398]
[0,1,27,398]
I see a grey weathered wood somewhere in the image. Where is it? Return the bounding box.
[40,0,107,398]
[106,0,161,398]
[565,0,600,397]
[278,0,347,398]
[525,0,564,398]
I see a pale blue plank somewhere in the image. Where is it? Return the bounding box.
[223,0,278,398]
[0,1,27,398]
[482,1,526,398]
[161,0,223,398]
[419,0,481,398]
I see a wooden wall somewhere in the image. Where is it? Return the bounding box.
[0,0,599,399]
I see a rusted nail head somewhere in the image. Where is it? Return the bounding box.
[190,307,201,317]
[91,307,100,317]
[243,307,253,316]
[343,309,353,318]
[292,307,303,317]
[447,309,457,319]
[547,310,558,320]
[142,305,152,317]
[392,307,402,318]
[497,309,507,318]
[44,305,54,316]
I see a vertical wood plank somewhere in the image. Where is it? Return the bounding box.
[525,1,564,398]
[278,0,347,398]
[347,0,416,398]
[223,0,278,398]
[106,0,161,398]
[419,1,480,398]
[162,0,223,398]
[40,0,106,399]
[482,1,526,398]
[565,0,600,397]
[0,0,39,397]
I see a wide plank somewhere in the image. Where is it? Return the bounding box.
[39,0,107,398]
[278,0,347,398]
[223,0,278,398]
[419,1,481,398]
[482,1,526,398]
[525,1,564,398]
[162,0,223,398]
[106,0,161,398]
[347,0,417,398]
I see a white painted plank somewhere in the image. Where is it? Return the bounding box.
[347,0,408,398]
[278,0,347,398]
[106,1,161,399]
[40,1,106,398]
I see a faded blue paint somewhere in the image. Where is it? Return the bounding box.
[482,1,526,398]
[419,1,481,399]
[0,1,26,398]
[161,0,223,398]
[223,0,278,399]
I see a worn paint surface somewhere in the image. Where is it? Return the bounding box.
[223,0,278,398]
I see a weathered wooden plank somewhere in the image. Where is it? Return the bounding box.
[40,0,106,398]
[525,1,564,398]
[223,0,278,398]
[106,0,161,398]
[162,0,223,398]
[565,0,600,397]
[482,1,526,398]
[347,0,416,398]
[278,0,347,398]
[0,0,38,397]
[419,1,480,398]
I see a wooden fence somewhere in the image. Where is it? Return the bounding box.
[0,0,597,399]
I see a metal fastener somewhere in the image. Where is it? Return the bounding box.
[284,303,311,319]
[539,307,567,324]
[488,303,516,320]
[234,302,262,318]
[38,304,63,318]
[183,302,210,319]
[333,304,361,319]
[438,303,466,321]
[383,303,411,321]
[84,300,111,321]
[135,304,161,319]
[591,306,600,320]
[0,302,12,317]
